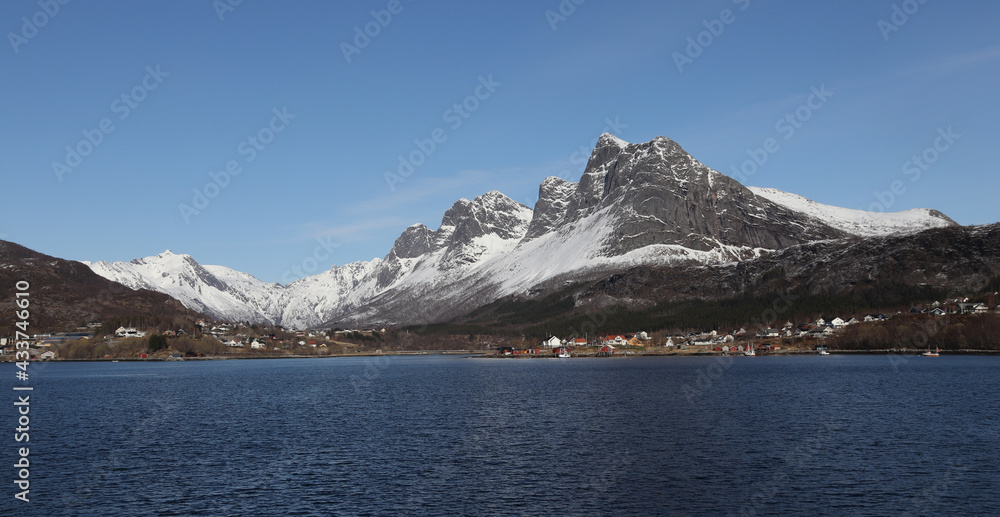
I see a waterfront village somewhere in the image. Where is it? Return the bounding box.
[2,298,998,361]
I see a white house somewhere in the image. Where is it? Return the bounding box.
[830,317,847,328]
[250,340,266,350]
[808,327,834,338]
[756,328,780,338]
[543,336,561,348]
[40,350,56,360]
[664,338,675,347]
[602,335,627,346]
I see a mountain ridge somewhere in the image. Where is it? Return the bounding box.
[76,134,961,328]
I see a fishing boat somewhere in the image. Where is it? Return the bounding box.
[555,347,571,358]
[818,350,830,356]
[922,347,940,357]
[743,346,756,356]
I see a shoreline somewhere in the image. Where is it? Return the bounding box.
[8,348,1000,364]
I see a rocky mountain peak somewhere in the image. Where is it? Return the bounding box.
[437,191,531,245]
[387,224,434,260]
[524,176,577,241]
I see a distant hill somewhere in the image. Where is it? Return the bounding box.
[0,240,204,332]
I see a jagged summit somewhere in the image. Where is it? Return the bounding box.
[82,134,962,328]
[596,132,630,148]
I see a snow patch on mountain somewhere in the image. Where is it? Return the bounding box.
[748,187,957,237]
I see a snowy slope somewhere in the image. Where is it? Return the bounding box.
[747,187,957,237]
[84,135,962,328]
[85,251,288,323]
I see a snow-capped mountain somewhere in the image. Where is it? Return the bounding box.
[85,251,286,324]
[84,134,959,328]
[747,187,955,237]
[85,251,382,330]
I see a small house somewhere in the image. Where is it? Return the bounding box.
[756,328,780,338]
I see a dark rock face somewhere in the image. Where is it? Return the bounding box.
[437,191,531,246]
[387,225,434,260]
[376,191,532,290]
[570,134,848,255]
[523,177,575,241]
[578,223,1000,306]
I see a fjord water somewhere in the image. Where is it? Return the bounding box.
[7,355,999,516]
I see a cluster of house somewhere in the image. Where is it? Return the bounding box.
[542,332,655,350]
[222,328,374,350]
[534,311,928,351]
[755,316,874,340]
[909,298,995,316]
[0,324,103,359]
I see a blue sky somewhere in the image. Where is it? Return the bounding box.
[3,0,998,283]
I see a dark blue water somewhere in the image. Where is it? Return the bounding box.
[3,355,998,516]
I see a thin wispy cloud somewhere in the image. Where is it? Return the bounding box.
[347,169,496,214]
[848,44,1000,90]
[310,216,414,241]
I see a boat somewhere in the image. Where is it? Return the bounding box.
[818,350,830,356]
[555,347,571,358]
[743,346,756,356]
[922,347,940,357]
